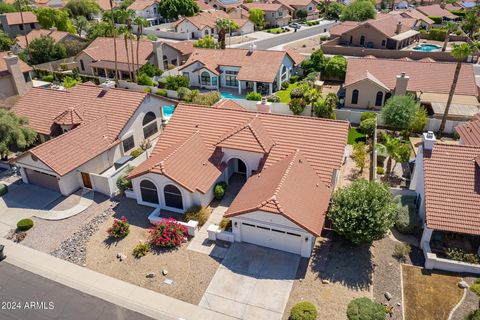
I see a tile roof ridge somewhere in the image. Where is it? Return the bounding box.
[245,115,274,153]
[158,131,203,172]
[272,149,301,198]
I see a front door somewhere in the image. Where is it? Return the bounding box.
[81,172,92,189]
[237,159,246,175]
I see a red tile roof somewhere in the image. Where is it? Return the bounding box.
[4,12,38,25]
[424,143,480,235]
[195,0,214,10]
[15,28,77,48]
[345,58,478,96]
[163,41,194,56]
[214,99,246,111]
[225,149,331,236]
[416,4,458,19]
[53,106,84,125]
[456,118,480,146]
[0,52,32,74]
[128,0,157,10]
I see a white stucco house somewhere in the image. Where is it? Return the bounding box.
[12,83,177,197]
[128,0,161,26]
[179,47,304,95]
[126,101,349,257]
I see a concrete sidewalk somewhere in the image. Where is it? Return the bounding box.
[0,239,234,320]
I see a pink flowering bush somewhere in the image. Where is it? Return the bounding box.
[107,216,130,238]
[149,219,187,248]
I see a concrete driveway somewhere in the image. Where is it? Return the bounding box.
[200,243,300,320]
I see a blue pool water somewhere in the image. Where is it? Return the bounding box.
[413,44,441,52]
[220,91,244,100]
[163,105,175,119]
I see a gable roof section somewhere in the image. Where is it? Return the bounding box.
[345,70,389,90]
[456,118,480,146]
[423,143,480,235]
[80,37,153,66]
[175,9,232,30]
[214,99,246,111]
[128,0,157,10]
[53,105,84,125]
[416,4,458,19]
[4,12,38,25]
[15,29,78,48]
[0,52,32,74]
[225,150,331,236]
[216,115,275,153]
[345,58,478,96]
[163,41,194,56]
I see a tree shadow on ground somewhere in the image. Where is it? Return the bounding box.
[310,234,373,291]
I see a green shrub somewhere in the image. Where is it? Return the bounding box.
[465,309,480,320]
[139,63,162,77]
[347,297,386,320]
[290,301,317,320]
[281,80,290,90]
[219,218,232,231]
[214,182,226,200]
[184,205,211,226]
[107,216,130,238]
[360,111,376,122]
[42,74,54,82]
[470,279,480,297]
[290,87,305,99]
[129,149,143,158]
[428,16,443,24]
[138,72,154,86]
[446,248,480,264]
[455,29,462,36]
[429,28,447,41]
[143,87,152,93]
[0,183,7,196]
[17,218,33,231]
[266,94,280,102]
[156,89,167,97]
[191,91,221,106]
[395,205,422,234]
[246,91,262,101]
[290,75,299,83]
[289,98,306,115]
[116,166,134,193]
[393,243,411,262]
[165,75,189,90]
[359,118,376,136]
[376,167,384,175]
[320,35,328,41]
[177,87,191,100]
[449,10,466,18]
[133,241,150,258]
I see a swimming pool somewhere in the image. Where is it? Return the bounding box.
[220,91,244,100]
[163,105,175,119]
[412,44,441,52]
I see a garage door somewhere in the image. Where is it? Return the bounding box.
[25,169,60,193]
[240,222,303,255]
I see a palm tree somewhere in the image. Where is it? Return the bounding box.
[15,0,30,62]
[441,21,457,52]
[462,9,480,39]
[134,17,147,79]
[438,43,476,136]
[122,24,132,81]
[215,18,238,50]
[109,0,118,84]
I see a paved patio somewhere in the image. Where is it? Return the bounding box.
[200,243,299,320]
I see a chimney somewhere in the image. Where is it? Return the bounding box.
[4,52,28,96]
[256,97,271,113]
[248,44,256,55]
[440,2,446,9]
[152,40,164,70]
[395,21,402,34]
[422,131,436,151]
[394,72,409,95]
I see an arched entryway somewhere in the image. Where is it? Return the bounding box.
[140,180,159,204]
[227,158,247,182]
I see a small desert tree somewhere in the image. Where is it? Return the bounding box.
[194,35,220,49]
[347,297,386,320]
[328,180,399,244]
[381,95,418,132]
[0,109,37,159]
[248,8,266,30]
[353,142,366,174]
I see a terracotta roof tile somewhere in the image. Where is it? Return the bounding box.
[456,118,480,146]
[225,149,331,236]
[345,58,478,96]
[214,99,246,111]
[164,41,194,56]
[81,37,153,66]
[53,105,84,125]
[195,0,214,10]
[15,29,75,48]
[416,4,458,19]
[424,143,480,235]
[175,10,248,30]
[0,52,32,73]
[128,0,157,10]
[4,12,38,25]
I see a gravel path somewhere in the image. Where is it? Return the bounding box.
[450,276,480,320]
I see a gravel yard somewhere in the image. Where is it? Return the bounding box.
[85,199,222,305]
[450,276,480,320]
[284,235,373,320]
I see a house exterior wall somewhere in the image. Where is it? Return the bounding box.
[0,76,17,99]
[410,144,426,221]
[133,3,160,25]
[344,79,390,109]
[220,147,264,179]
[175,20,214,39]
[0,19,40,38]
[76,52,96,76]
[340,25,390,48]
[262,7,291,27]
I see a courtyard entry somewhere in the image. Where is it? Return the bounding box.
[227,158,247,182]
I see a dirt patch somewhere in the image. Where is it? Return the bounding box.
[285,35,326,54]
[284,236,373,320]
[85,212,221,305]
[402,265,464,320]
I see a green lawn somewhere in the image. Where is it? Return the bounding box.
[274,82,298,103]
[347,128,366,145]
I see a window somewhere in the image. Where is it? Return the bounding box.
[140,180,159,204]
[142,112,158,139]
[80,59,85,71]
[375,91,383,106]
[201,71,211,86]
[212,76,218,86]
[360,35,365,46]
[279,11,283,16]
[349,36,353,44]
[351,89,359,104]
[381,40,386,47]
[19,24,24,31]
[164,184,183,209]
[163,55,168,69]
[281,65,288,82]
[122,136,135,152]
[225,70,238,87]
[29,23,35,29]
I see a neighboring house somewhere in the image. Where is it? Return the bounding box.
[343,57,479,120]
[157,41,194,69]
[410,130,480,274]
[0,12,40,38]
[0,52,32,99]
[128,0,161,26]
[329,14,423,49]
[272,0,320,21]
[195,0,215,11]
[12,82,176,196]
[445,1,476,10]
[416,4,459,21]
[126,102,349,257]
[179,47,304,95]
[174,9,254,39]
[13,28,87,52]
[241,2,291,27]
[389,9,434,30]
[208,0,244,11]
[77,37,164,79]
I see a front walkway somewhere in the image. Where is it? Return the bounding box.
[187,174,245,258]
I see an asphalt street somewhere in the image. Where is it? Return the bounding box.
[236,21,337,50]
[0,262,160,320]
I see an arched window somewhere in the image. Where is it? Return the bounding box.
[360,35,365,46]
[142,112,158,139]
[140,180,159,204]
[281,65,288,82]
[201,71,211,86]
[164,184,183,209]
[163,54,168,69]
[375,91,383,106]
[351,89,359,104]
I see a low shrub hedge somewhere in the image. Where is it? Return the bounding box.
[429,28,447,41]
[156,89,167,97]
[130,149,144,158]
[267,94,280,102]
[427,16,443,24]
[17,218,34,231]
[376,167,384,175]
[246,91,262,101]
[0,183,8,196]
[290,301,317,320]
[470,278,480,297]
[184,205,211,226]
[214,181,227,200]
[446,248,480,264]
